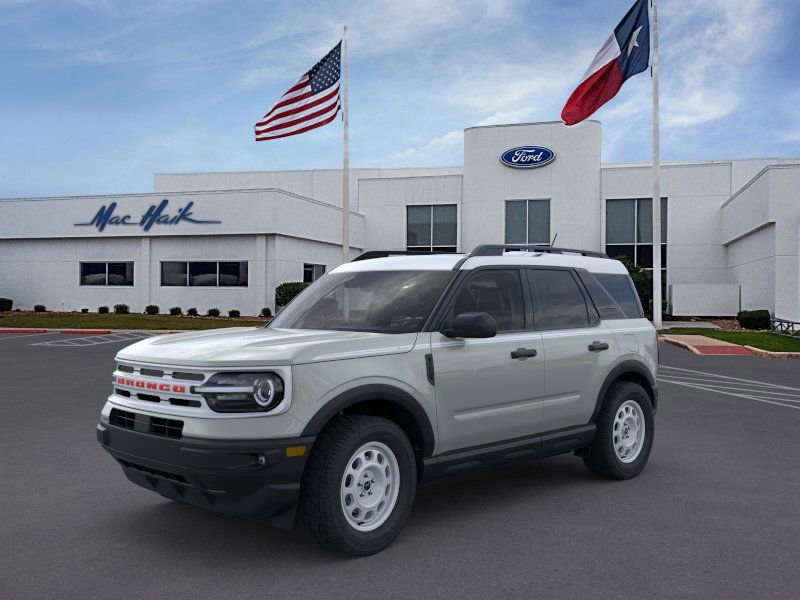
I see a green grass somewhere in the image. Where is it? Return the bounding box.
[0,311,268,331]
[660,328,800,352]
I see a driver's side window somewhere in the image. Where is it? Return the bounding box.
[448,269,525,332]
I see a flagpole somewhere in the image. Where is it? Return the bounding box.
[341,25,350,264]
[651,0,662,330]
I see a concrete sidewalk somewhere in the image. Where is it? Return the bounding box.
[660,334,756,355]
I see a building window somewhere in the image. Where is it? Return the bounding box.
[80,262,134,286]
[303,263,326,283]
[406,204,457,252]
[505,199,551,245]
[160,261,248,287]
[605,197,667,294]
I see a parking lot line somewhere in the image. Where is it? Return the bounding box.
[659,365,800,391]
[31,332,158,347]
[0,331,59,341]
[658,377,800,411]
[659,364,800,411]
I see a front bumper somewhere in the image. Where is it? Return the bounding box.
[96,422,315,528]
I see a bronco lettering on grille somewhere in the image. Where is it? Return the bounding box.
[115,376,186,394]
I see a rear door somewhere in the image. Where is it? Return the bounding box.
[526,268,619,431]
[430,268,546,454]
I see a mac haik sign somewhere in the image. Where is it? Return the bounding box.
[75,199,221,232]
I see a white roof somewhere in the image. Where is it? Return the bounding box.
[332,251,628,275]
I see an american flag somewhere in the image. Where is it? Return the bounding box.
[254,41,342,141]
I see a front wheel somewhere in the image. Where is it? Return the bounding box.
[298,414,417,556]
[583,381,654,480]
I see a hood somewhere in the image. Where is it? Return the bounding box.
[115,327,419,367]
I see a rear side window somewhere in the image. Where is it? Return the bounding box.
[528,269,592,329]
[577,271,627,320]
[593,273,644,318]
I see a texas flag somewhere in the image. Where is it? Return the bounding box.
[561,0,650,126]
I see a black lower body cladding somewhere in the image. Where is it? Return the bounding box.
[96,422,315,528]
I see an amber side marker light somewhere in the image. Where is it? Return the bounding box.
[285,445,307,458]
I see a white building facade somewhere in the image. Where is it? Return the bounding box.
[1,121,799,321]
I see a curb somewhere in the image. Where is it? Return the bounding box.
[660,337,702,355]
[0,328,48,334]
[743,345,800,359]
[60,329,113,334]
[661,336,800,359]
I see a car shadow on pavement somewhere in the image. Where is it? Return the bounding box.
[96,454,604,563]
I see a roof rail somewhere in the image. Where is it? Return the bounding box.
[351,249,454,262]
[469,244,609,259]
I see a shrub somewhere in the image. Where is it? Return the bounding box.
[187,307,198,316]
[612,256,650,309]
[207,308,220,317]
[260,307,272,318]
[98,306,109,314]
[228,309,241,318]
[113,304,130,315]
[169,306,182,316]
[144,304,159,315]
[0,298,12,312]
[34,304,46,312]
[275,282,310,307]
[737,309,771,330]
[81,308,89,313]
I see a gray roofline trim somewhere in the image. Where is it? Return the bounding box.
[154,166,463,177]
[0,187,366,217]
[357,174,463,185]
[464,120,600,132]
[721,163,800,208]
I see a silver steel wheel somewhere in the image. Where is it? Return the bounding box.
[340,441,400,532]
[613,400,646,463]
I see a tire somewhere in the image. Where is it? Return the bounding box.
[583,381,654,480]
[298,414,417,556]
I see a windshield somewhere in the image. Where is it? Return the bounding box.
[269,270,454,333]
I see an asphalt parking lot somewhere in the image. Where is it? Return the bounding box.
[2,331,799,599]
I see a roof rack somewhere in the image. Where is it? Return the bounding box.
[351,249,455,262]
[469,244,609,259]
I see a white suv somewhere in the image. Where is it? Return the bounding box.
[97,244,658,556]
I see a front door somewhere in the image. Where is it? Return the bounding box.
[430,268,546,454]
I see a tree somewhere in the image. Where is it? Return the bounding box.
[611,255,650,310]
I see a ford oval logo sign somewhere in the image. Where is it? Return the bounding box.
[500,146,556,169]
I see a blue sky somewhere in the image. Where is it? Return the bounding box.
[1,0,799,198]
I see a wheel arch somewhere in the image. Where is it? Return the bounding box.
[590,360,658,423]
[301,384,436,465]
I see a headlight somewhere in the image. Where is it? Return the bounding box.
[194,372,285,413]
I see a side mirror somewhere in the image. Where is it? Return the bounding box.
[442,312,497,339]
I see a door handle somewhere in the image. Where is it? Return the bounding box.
[510,348,538,359]
[588,341,610,352]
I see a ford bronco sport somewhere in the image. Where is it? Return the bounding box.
[97,244,658,556]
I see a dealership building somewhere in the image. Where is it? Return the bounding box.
[1,120,799,321]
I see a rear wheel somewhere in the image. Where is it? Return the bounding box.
[299,414,417,556]
[583,381,654,479]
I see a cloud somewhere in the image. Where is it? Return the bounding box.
[660,0,780,128]
[389,129,463,162]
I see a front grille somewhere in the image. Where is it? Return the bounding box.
[169,398,202,408]
[108,408,184,439]
[140,368,165,377]
[172,371,205,382]
[150,417,183,439]
[114,363,208,412]
[118,459,188,484]
[109,408,136,430]
[136,393,161,403]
